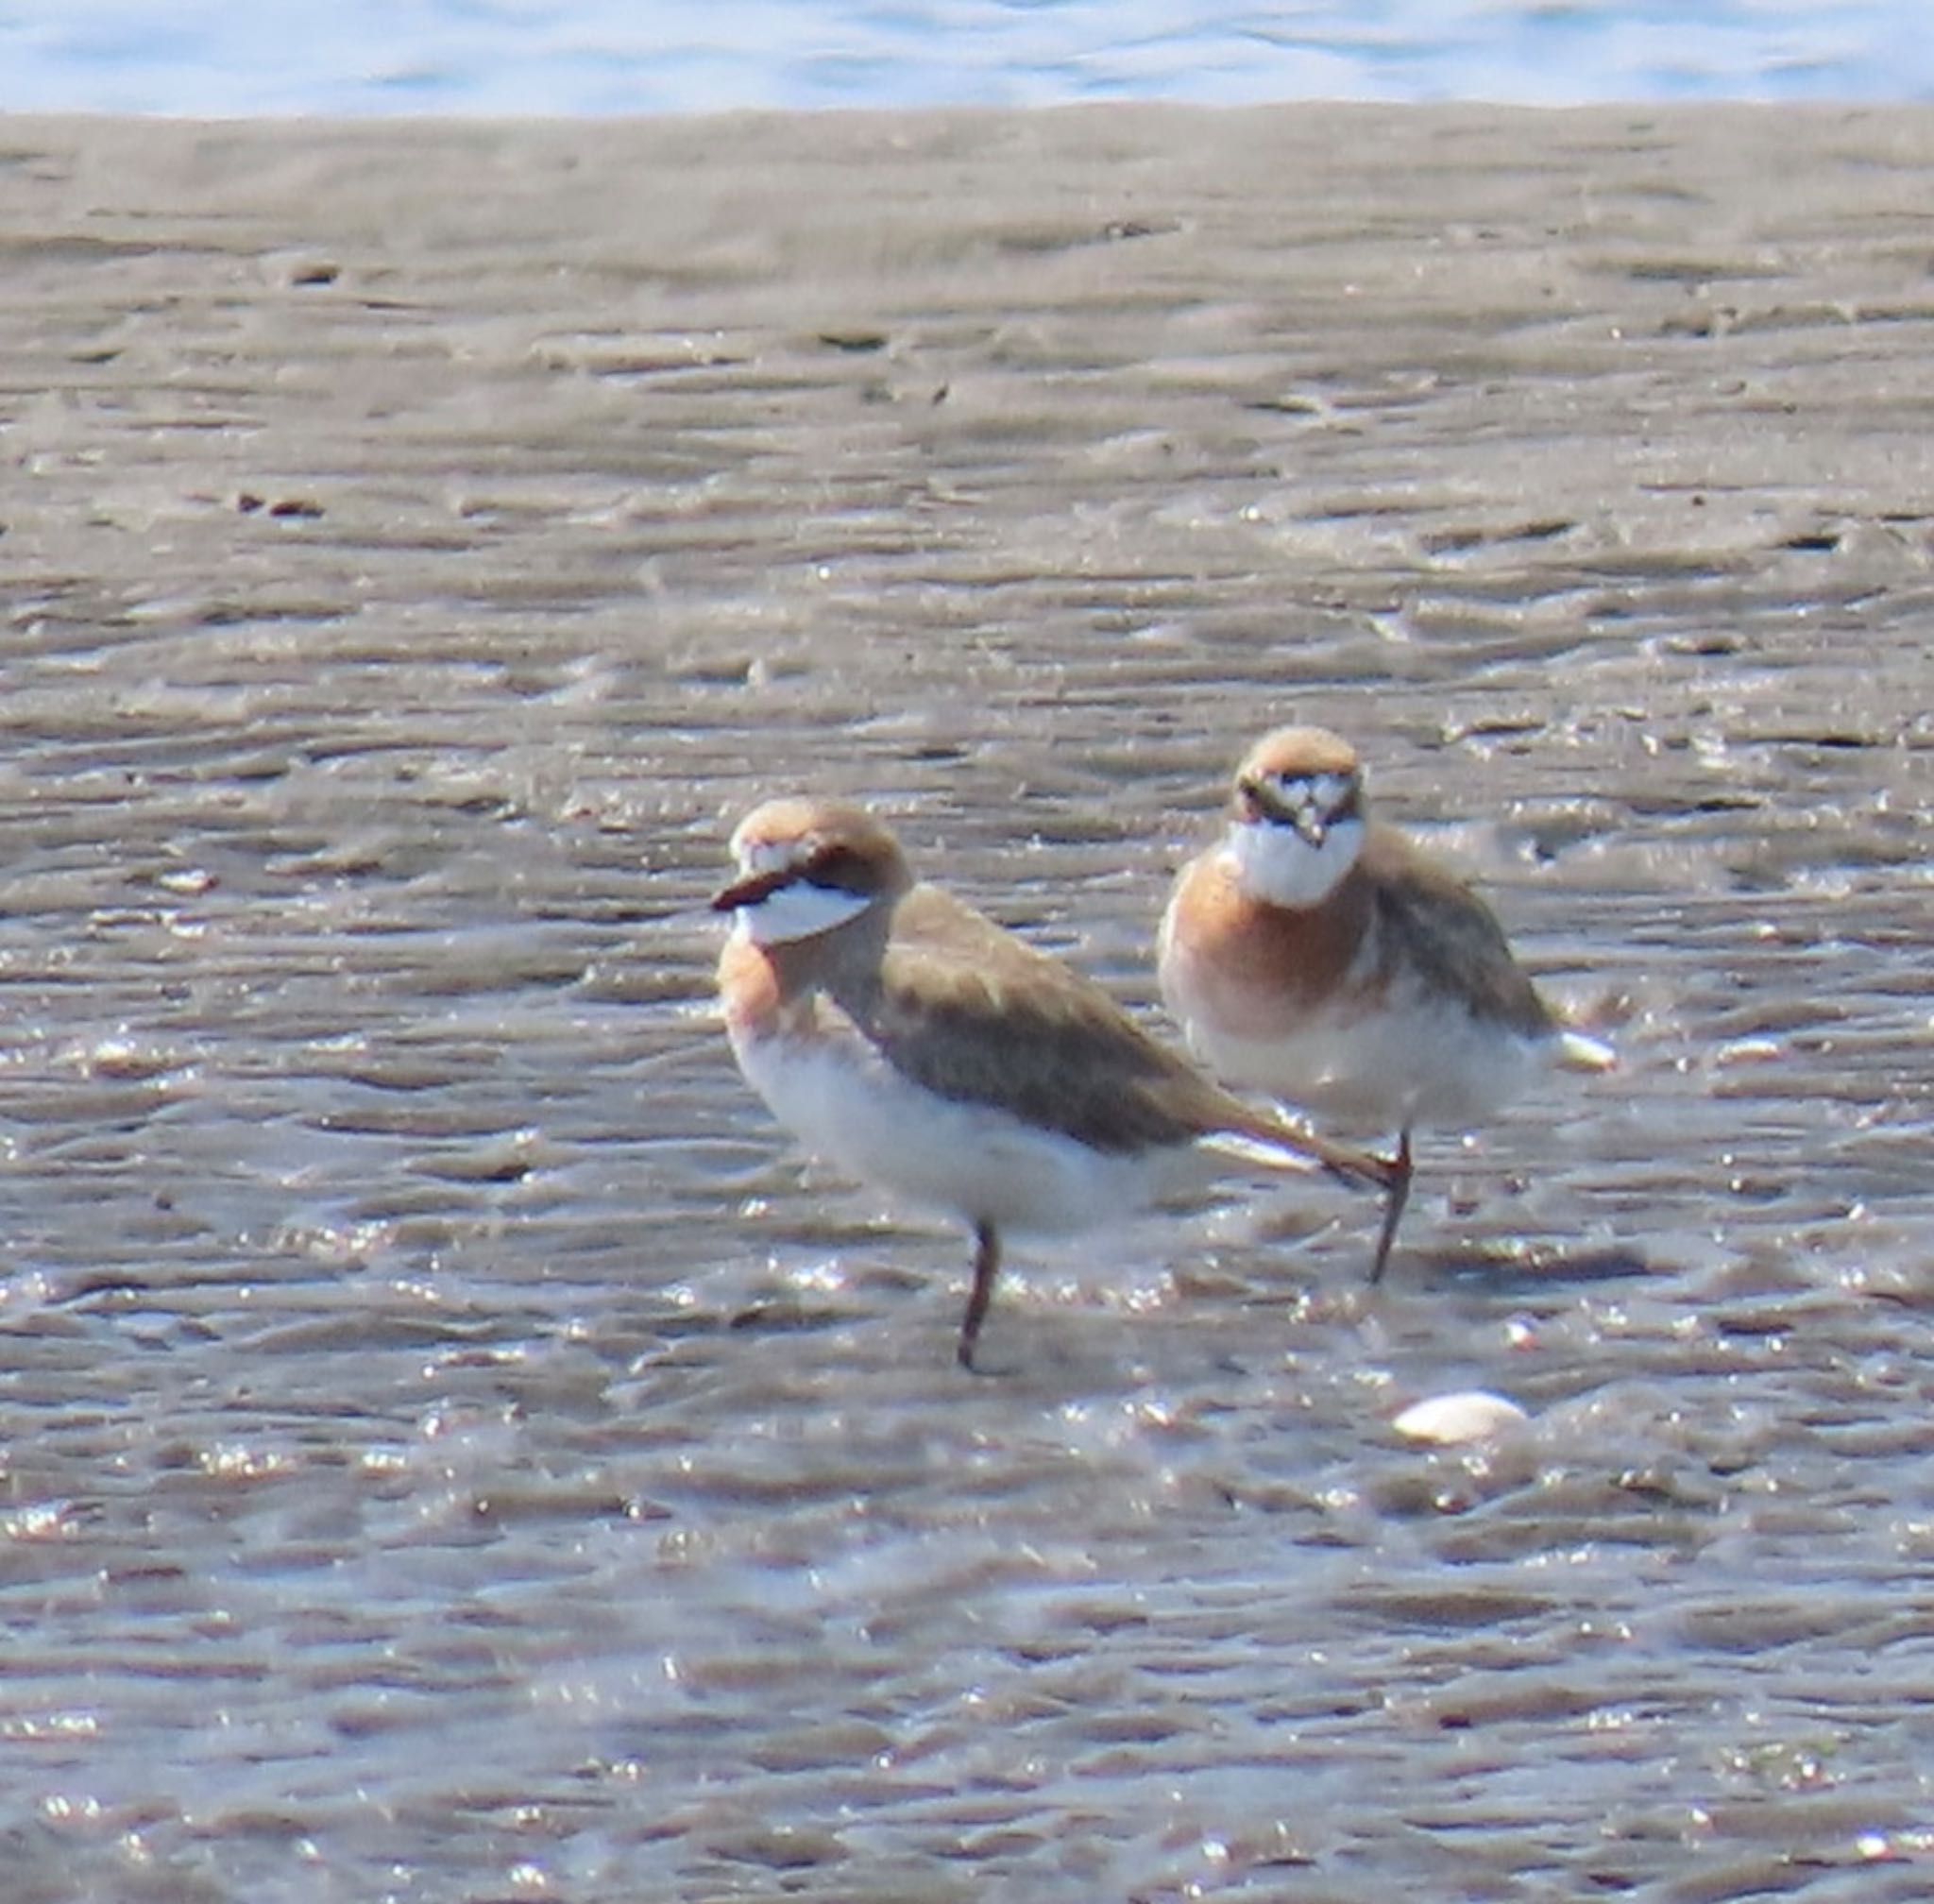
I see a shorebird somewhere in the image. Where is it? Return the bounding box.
[714,795,1391,1369]
[1158,725,1612,1282]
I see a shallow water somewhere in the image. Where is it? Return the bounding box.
[2,106,1933,1900]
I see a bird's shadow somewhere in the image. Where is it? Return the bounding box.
[1403,1242,1654,1294]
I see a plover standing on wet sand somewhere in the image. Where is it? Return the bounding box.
[713,794,1393,1369]
[1158,725,1613,1282]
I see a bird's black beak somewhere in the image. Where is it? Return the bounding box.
[711,867,791,912]
[1241,776,1325,846]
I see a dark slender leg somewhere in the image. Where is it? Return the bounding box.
[1367,1129,1413,1285]
[958,1221,1001,1371]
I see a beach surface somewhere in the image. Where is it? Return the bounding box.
[3,106,1933,1900]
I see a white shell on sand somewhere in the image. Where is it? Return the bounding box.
[1392,1390,1531,1446]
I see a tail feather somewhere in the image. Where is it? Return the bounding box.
[1209,1107,1395,1195]
[1556,1027,1617,1074]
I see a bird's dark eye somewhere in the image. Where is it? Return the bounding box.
[1235,778,1265,819]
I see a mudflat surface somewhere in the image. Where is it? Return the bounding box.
[2,106,1932,1901]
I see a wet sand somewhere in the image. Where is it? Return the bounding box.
[2,106,1933,1900]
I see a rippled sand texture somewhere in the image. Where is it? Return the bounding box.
[3,105,1933,1900]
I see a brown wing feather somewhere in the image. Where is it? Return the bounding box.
[1359,827,1555,1038]
[861,887,1391,1191]
[870,885,1221,1153]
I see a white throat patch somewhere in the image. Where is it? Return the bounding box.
[733,880,874,946]
[1224,814,1365,910]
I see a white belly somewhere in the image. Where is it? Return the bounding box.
[733,1028,1187,1236]
[1184,997,1548,1133]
